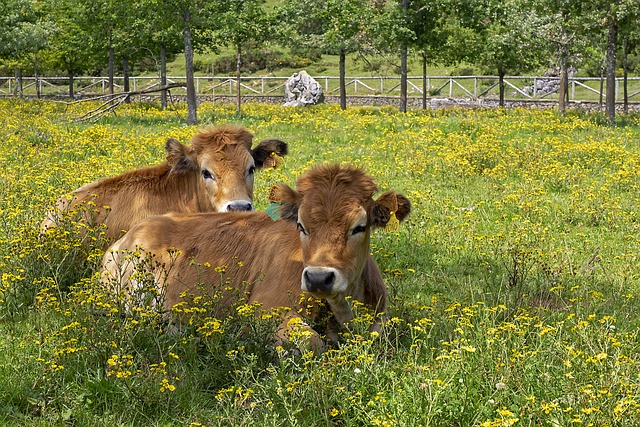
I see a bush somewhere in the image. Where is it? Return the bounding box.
[450,66,475,76]
[213,48,317,74]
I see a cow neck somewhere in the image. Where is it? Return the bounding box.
[325,295,353,326]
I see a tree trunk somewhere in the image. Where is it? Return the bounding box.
[108,33,114,95]
[123,56,130,103]
[14,68,23,98]
[605,18,617,124]
[34,56,41,99]
[160,44,167,110]
[558,50,568,114]
[599,62,604,106]
[339,45,346,111]
[69,72,75,99]
[236,45,242,114]
[498,68,505,107]
[400,43,407,113]
[422,51,427,110]
[183,9,197,125]
[622,38,628,115]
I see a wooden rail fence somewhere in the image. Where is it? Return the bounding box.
[1,75,639,103]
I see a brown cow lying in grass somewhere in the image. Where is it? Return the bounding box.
[40,125,288,243]
[101,164,411,348]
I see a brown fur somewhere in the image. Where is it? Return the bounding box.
[102,164,410,348]
[40,125,288,244]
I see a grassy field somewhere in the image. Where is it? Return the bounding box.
[1,99,640,426]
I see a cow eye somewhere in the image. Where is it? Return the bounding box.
[296,222,308,236]
[248,165,256,176]
[352,225,366,235]
[202,169,214,180]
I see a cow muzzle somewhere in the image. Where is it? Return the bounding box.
[302,266,345,295]
[223,200,254,212]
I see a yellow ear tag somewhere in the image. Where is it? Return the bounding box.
[264,152,284,169]
[265,185,282,221]
[268,186,281,203]
[385,194,400,232]
[385,211,400,232]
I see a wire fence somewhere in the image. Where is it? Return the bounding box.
[2,75,640,103]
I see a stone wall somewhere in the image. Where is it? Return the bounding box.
[143,94,640,113]
[9,93,640,113]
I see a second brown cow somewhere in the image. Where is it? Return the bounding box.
[41,125,287,242]
[102,164,411,348]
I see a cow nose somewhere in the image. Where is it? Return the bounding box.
[225,201,253,212]
[303,268,336,294]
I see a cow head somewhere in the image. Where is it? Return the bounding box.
[165,126,288,212]
[272,164,410,319]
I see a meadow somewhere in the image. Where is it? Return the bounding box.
[1,98,640,426]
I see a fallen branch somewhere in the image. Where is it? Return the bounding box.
[71,82,186,122]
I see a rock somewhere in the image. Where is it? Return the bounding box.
[283,70,324,107]
[522,67,576,97]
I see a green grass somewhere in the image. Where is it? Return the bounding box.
[1,99,640,425]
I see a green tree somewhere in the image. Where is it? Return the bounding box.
[79,0,134,95]
[618,1,640,113]
[369,0,415,112]
[216,0,270,114]
[471,0,549,107]
[280,0,375,110]
[136,0,183,109]
[534,0,587,114]
[0,0,54,97]
[410,0,449,109]
[585,0,639,123]
[374,0,449,111]
[159,0,218,124]
[41,0,96,98]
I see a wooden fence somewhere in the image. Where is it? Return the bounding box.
[1,75,640,103]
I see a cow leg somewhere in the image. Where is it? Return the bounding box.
[102,246,167,312]
[276,313,325,353]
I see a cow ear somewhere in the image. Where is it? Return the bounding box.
[165,138,198,174]
[370,191,411,228]
[270,184,300,222]
[252,138,288,169]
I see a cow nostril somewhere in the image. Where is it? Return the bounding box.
[304,270,335,293]
[226,201,253,212]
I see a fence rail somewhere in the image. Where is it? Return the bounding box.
[1,75,640,103]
